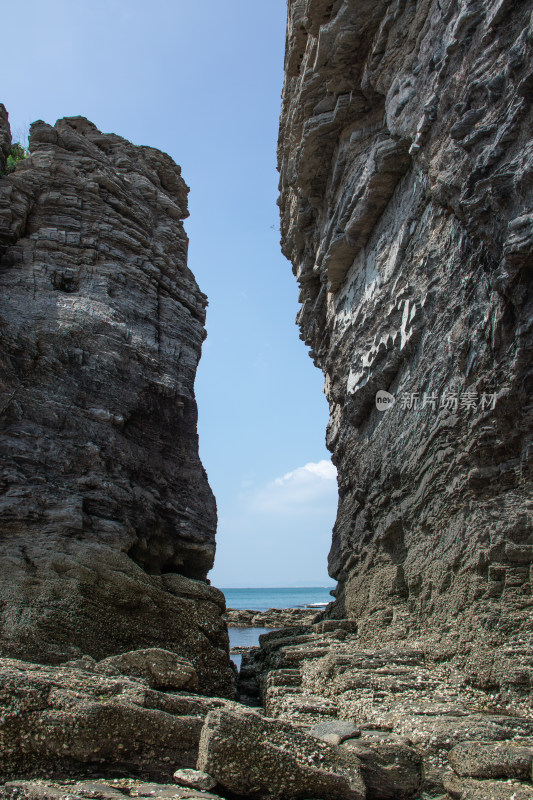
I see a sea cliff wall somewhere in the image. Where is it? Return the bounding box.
[278,0,533,689]
[0,109,233,696]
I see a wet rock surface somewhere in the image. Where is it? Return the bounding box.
[0,109,233,697]
[278,0,533,689]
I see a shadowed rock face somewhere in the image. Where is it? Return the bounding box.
[0,110,233,697]
[278,1,533,688]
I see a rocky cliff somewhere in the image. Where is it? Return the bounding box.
[278,0,533,690]
[0,109,233,696]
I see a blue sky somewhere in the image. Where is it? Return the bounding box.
[3,0,337,587]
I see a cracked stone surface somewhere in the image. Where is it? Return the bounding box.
[0,655,242,782]
[241,624,533,798]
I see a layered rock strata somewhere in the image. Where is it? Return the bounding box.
[278,0,533,687]
[0,653,367,800]
[240,623,533,798]
[0,109,233,697]
[3,634,533,800]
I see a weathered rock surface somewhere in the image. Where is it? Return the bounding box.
[341,737,422,800]
[0,779,225,800]
[197,705,366,800]
[443,771,533,799]
[94,649,199,691]
[0,657,240,782]
[279,0,533,687]
[171,770,216,792]
[310,718,361,746]
[0,109,233,696]
[241,625,533,798]
[449,741,533,781]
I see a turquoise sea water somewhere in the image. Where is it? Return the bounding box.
[229,626,275,672]
[229,627,274,649]
[221,586,334,612]
[224,587,335,670]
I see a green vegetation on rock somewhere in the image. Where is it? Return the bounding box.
[2,142,27,175]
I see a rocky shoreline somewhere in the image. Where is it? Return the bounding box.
[0,0,532,795]
[237,621,533,799]
[225,606,322,629]
[2,627,533,800]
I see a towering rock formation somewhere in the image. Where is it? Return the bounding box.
[0,109,233,696]
[279,0,533,689]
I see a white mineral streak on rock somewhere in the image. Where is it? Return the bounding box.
[278,0,533,690]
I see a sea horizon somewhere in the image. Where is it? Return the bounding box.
[221,586,335,612]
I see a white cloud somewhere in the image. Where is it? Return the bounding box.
[250,460,337,516]
[274,460,337,485]
[211,459,338,586]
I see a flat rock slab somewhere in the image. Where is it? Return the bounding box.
[0,780,224,800]
[172,770,216,791]
[197,707,366,799]
[310,719,361,745]
[389,713,533,754]
[449,741,533,781]
[226,608,318,628]
[444,772,533,799]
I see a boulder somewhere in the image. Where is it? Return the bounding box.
[0,657,234,781]
[172,770,217,791]
[196,707,366,799]
[449,741,533,781]
[96,649,199,691]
